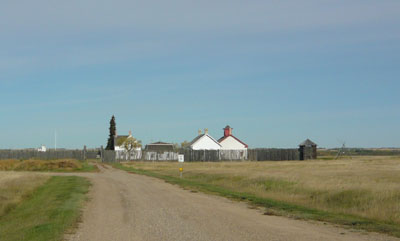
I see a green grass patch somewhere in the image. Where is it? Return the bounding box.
[74,161,99,173]
[324,189,373,208]
[111,163,400,238]
[0,176,90,241]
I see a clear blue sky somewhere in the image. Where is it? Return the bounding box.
[1,0,399,149]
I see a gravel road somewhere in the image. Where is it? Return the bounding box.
[64,165,398,241]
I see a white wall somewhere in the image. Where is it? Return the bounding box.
[191,135,221,150]
[115,145,125,151]
[220,136,247,150]
[115,145,141,151]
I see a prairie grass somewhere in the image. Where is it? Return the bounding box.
[122,156,400,225]
[0,159,98,172]
[0,172,48,217]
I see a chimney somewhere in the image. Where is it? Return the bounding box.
[223,125,232,137]
[204,128,208,134]
[198,129,202,136]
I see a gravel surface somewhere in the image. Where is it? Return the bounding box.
[63,165,398,241]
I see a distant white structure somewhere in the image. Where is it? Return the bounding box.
[217,125,248,160]
[188,129,221,150]
[38,145,47,152]
[114,130,142,161]
[218,125,248,150]
[114,130,141,152]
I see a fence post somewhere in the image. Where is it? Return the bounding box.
[83,145,87,161]
[100,146,104,163]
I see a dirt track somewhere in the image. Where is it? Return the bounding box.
[64,165,398,241]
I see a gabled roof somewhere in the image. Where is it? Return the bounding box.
[188,134,203,147]
[115,135,129,146]
[299,139,317,147]
[145,141,174,151]
[189,134,222,148]
[218,135,248,148]
[147,141,173,146]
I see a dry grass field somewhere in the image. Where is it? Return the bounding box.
[0,172,48,217]
[0,159,97,172]
[123,156,400,225]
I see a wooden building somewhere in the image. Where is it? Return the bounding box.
[188,129,221,150]
[299,139,317,160]
[145,142,174,152]
[218,125,248,150]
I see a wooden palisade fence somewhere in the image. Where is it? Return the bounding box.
[102,148,300,162]
[0,148,303,163]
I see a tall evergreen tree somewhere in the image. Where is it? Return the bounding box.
[106,115,116,150]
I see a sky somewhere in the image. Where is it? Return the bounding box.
[1,0,399,149]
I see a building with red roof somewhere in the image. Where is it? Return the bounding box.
[218,125,248,150]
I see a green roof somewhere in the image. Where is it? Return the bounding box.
[115,136,128,146]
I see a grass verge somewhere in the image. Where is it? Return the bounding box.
[0,173,48,217]
[111,162,400,238]
[0,176,90,241]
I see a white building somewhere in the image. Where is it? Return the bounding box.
[114,131,141,151]
[37,145,47,152]
[114,131,142,160]
[218,125,248,150]
[188,129,221,150]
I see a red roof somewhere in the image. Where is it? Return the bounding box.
[218,135,248,148]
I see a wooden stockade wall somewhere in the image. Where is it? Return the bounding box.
[248,149,299,161]
[180,149,248,162]
[0,148,300,162]
[180,149,298,162]
[101,149,300,162]
[108,150,179,162]
[0,148,99,161]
